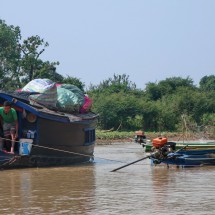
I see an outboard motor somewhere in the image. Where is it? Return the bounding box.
[152,137,168,148]
[134,130,146,147]
[150,137,176,164]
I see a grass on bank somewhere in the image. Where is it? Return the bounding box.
[96,130,181,141]
[96,130,215,142]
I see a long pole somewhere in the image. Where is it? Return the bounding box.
[111,152,158,172]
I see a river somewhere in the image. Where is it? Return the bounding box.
[0,143,214,215]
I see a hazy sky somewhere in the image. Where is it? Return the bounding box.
[1,0,215,89]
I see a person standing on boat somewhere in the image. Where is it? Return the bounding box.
[0,101,18,153]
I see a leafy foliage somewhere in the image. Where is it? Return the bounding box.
[89,73,138,94]
[19,35,62,85]
[88,74,145,130]
[89,74,215,132]
[92,92,142,130]
[145,77,195,101]
[199,75,215,91]
[62,75,85,92]
[0,20,21,89]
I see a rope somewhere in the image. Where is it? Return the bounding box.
[33,144,128,163]
[0,137,127,164]
[0,137,20,143]
[0,137,151,166]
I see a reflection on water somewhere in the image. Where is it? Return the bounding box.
[0,143,215,214]
[0,167,96,214]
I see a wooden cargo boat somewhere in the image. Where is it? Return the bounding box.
[0,91,98,169]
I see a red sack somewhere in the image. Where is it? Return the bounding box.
[79,96,93,113]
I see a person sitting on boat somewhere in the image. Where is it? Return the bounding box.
[0,101,18,154]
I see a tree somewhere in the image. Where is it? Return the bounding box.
[0,19,22,89]
[145,77,195,101]
[23,60,62,84]
[20,35,61,85]
[89,73,137,94]
[62,75,85,91]
[88,74,144,130]
[0,19,61,90]
[199,75,215,91]
[92,92,143,130]
[144,82,161,101]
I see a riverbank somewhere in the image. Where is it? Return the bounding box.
[96,130,215,145]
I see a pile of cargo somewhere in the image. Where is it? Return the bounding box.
[21,79,92,113]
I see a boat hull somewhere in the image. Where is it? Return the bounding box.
[156,154,215,167]
[0,90,98,169]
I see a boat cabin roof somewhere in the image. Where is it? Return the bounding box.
[0,90,98,123]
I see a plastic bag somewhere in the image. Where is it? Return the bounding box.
[22,79,57,108]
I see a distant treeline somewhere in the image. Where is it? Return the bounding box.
[1,19,215,134]
[88,74,215,134]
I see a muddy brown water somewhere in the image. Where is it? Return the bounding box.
[0,143,214,215]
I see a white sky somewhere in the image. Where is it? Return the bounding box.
[1,0,215,89]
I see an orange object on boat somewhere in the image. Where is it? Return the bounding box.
[152,137,168,148]
[135,130,144,136]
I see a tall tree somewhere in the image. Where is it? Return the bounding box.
[0,19,21,89]
[88,74,143,130]
[145,77,195,101]
[93,91,143,130]
[199,75,215,91]
[89,73,137,94]
[20,35,61,84]
[0,19,61,89]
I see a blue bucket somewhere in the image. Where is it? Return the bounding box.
[19,139,33,155]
